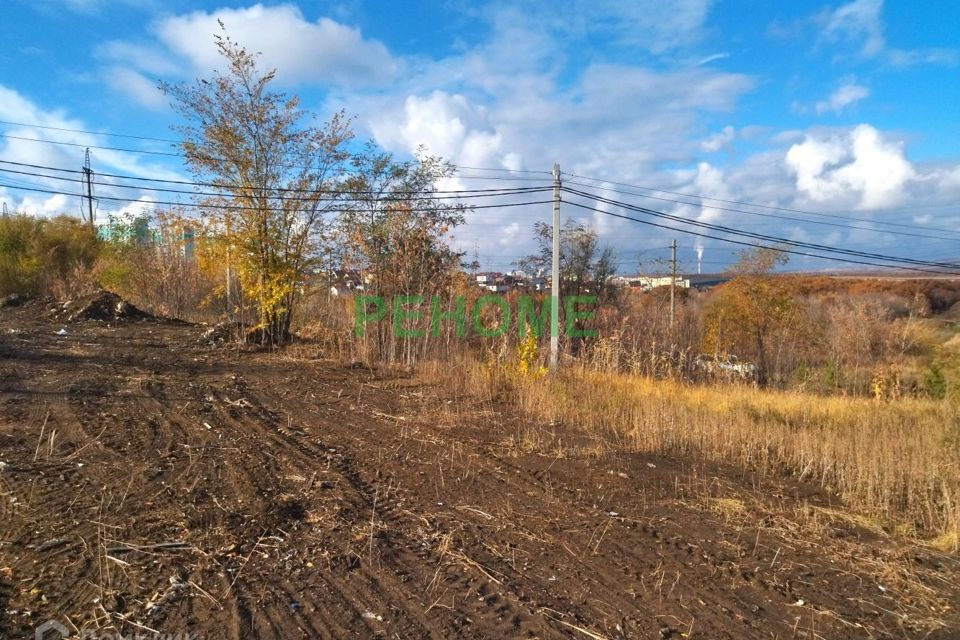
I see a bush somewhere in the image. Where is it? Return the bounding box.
[97,213,218,321]
[0,214,99,297]
[924,361,947,399]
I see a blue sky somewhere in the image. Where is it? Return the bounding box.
[1,0,959,272]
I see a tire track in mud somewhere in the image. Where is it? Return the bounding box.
[189,370,864,637]
[234,380,575,640]
[478,441,949,639]
[479,451,878,638]
[264,381,866,640]
[201,391,456,638]
[0,389,99,633]
[263,385,604,632]
[0,358,226,635]
[161,384,414,639]
[1,322,507,638]
[414,446,825,639]
[0,396,104,623]
[198,379,568,639]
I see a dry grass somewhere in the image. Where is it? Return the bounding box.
[421,356,960,548]
[932,530,960,553]
[518,365,960,546]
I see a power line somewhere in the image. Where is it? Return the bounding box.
[0,128,550,181]
[0,159,551,196]
[10,163,945,273]
[565,172,960,232]
[0,161,553,203]
[0,180,554,217]
[562,199,960,276]
[0,119,552,177]
[0,133,182,158]
[0,119,178,144]
[2,121,955,224]
[0,168,553,205]
[4,128,956,271]
[563,186,959,271]
[564,179,959,242]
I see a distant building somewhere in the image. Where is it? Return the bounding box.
[624,275,690,291]
[96,215,195,259]
[474,271,540,293]
[620,273,729,292]
[96,215,154,244]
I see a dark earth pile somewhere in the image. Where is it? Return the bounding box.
[64,290,151,322]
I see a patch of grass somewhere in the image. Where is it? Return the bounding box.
[707,497,747,518]
[482,362,960,544]
[809,506,889,537]
[415,353,960,545]
[931,530,959,553]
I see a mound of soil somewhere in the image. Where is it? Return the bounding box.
[66,290,150,322]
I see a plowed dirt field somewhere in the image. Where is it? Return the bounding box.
[1,299,957,639]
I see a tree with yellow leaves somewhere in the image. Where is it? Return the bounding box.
[702,247,798,385]
[160,25,353,345]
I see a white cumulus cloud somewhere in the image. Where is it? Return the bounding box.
[98,4,400,108]
[370,92,513,171]
[785,124,915,209]
[153,4,397,86]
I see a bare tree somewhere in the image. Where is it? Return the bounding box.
[336,145,466,362]
[519,219,619,301]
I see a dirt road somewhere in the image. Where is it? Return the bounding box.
[0,299,957,639]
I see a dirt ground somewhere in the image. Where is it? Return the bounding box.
[0,298,958,639]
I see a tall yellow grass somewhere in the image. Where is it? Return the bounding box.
[437,358,959,548]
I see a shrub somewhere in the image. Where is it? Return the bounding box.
[925,361,947,399]
[0,214,99,297]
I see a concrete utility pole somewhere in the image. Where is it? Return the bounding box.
[550,163,561,371]
[670,239,677,330]
[83,148,95,230]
